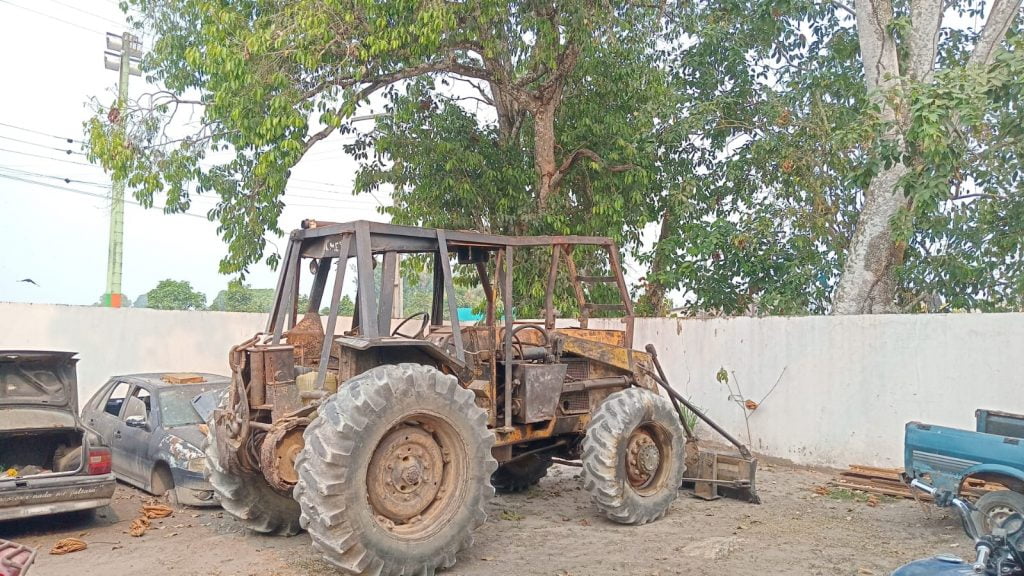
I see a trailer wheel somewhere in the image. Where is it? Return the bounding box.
[581,387,686,525]
[974,490,1024,533]
[203,429,302,535]
[294,364,496,576]
[491,454,553,493]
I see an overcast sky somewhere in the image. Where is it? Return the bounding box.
[0,0,390,307]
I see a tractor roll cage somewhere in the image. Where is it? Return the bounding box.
[264,219,635,402]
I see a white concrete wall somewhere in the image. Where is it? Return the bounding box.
[593,314,1024,468]
[0,303,266,404]
[4,302,1022,468]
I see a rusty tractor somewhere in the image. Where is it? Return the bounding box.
[205,220,757,576]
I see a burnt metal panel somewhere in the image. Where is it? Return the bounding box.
[334,337,467,368]
[545,245,561,329]
[315,235,351,393]
[563,358,590,380]
[306,256,332,313]
[561,245,588,328]
[296,219,616,248]
[475,260,495,326]
[559,390,590,414]
[377,251,397,337]
[272,241,302,343]
[263,346,299,421]
[512,363,568,424]
[435,229,465,364]
[354,221,379,338]
[501,248,514,429]
[430,253,444,327]
[690,448,758,502]
[267,240,296,335]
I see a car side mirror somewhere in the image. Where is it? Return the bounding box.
[125,415,148,429]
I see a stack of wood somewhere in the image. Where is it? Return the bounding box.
[829,465,1004,500]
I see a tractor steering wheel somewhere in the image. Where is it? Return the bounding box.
[392,312,430,339]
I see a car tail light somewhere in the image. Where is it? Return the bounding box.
[87,447,112,475]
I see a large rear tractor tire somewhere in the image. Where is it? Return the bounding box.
[294,363,496,576]
[581,387,686,525]
[204,426,302,535]
[491,454,553,493]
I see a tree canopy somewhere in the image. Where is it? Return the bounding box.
[87,0,1024,315]
[144,279,207,310]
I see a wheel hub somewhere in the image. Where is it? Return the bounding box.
[368,426,445,523]
[988,505,1016,528]
[626,429,662,488]
[259,418,307,492]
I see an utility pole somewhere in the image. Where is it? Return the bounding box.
[102,32,142,307]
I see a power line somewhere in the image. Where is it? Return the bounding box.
[0,121,84,144]
[0,166,110,188]
[0,147,99,168]
[0,0,105,35]
[285,187,381,204]
[0,173,211,220]
[41,0,124,27]
[0,135,84,156]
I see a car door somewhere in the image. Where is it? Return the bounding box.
[115,384,155,485]
[85,380,130,463]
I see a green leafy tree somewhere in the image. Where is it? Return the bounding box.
[144,279,207,310]
[642,0,1024,315]
[86,0,1024,316]
[210,281,286,313]
[86,0,670,282]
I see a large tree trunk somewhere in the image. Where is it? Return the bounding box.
[833,0,909,314]
[639,208,674,316]
[533,97,559,209]
[834,0,1019,314]
[832,164,909,313]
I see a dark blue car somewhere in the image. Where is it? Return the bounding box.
[82,373,229,506]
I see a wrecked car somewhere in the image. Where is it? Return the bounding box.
[0,351,115,521]
[82,372,229,506]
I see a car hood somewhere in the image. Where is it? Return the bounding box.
[0,351,78,412]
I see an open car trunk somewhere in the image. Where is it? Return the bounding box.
[0,429,84,478]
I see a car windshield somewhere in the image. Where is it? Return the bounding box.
[159,383,225,427]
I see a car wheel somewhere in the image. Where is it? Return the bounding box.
[151,464,174,497]
[974,490,1024,533]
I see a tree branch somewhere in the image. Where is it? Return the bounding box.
[968,0,1023,68]
[908,0,943,82]
[831,0,856,18]
[549,148,636,191]
[301,124,337,154]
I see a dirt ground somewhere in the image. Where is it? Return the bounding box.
[3,463,973,576]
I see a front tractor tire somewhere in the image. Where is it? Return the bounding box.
[294,364,497,576]
[204,428,303,535]
[581,387,686,525]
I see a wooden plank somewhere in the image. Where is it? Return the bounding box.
[840,470,904,482]
[828,479,930,501]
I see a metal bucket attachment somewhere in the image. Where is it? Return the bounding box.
[686,444,760,504]
[646,344,761,505]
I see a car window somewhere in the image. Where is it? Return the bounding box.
[104,382,130,416]
[160,383,225,427]
[123,387,152,422]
